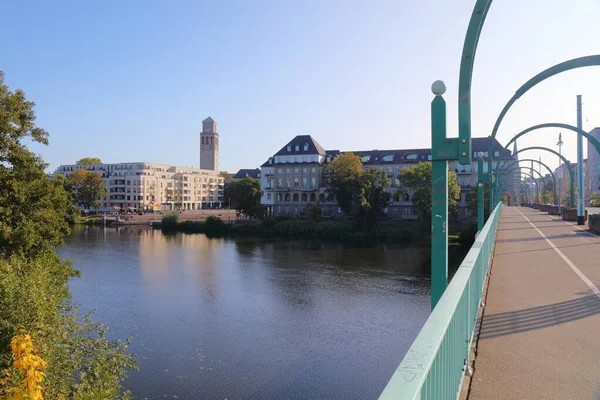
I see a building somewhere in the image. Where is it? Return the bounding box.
[260,135,515,219]
[232,168,261,181]
[585,127,600,201]
[55,117,224,211]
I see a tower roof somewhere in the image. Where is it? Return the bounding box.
[203,116,214,123]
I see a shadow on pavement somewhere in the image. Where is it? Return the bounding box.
[479,294,600,339]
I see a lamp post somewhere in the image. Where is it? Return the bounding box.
[477,152,485,231]
[577,95,585,224]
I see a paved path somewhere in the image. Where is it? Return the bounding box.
[469,206,600,400]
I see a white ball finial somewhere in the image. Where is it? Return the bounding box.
[477,151,484,158]
[431,80,446,95]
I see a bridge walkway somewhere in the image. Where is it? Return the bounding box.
[469,206,600,400]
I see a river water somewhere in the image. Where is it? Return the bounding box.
[59,225,455,400]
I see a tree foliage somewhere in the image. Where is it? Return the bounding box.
[66,169,107,210]
[466,183,490,220]
[326,153,390,230]
[224,177,262,217]
[76,157,102,165]
[0,71,135,398]
[397,162,461,222]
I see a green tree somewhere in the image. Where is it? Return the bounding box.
[326,153,390,230]
[0,71,134,398]
[305,203,323,222]
[66,169,107,210]
[397,162,461,223]
[76,157,102,165]
[325,153,363,215]
[224,177,262,217]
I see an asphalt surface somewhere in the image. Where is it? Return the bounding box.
[469,207,600,400]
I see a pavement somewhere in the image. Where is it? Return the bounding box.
[468,206,600,400]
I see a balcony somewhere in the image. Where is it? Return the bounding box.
[274,187,290,191]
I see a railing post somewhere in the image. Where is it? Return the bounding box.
[477,154,485,230]
[431,83,449,310]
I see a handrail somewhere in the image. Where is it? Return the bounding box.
[379,201,503,400]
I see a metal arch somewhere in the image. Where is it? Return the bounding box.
[498,165,546,195]
[504,123,600,162]
[510,146,575,206]
[498,158,557,205]
[458,0,494,165]
[487,54,600,207]
[511,171,541,202]
[502,176,541,203]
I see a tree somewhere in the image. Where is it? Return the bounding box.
[76,157,102,165]
[66,169,107,210]
[305,203,323,222]
[325,153,363,215]
[355,168,390,230]
[397,162,461,223]
[0,71,134,397]
[224,177,262,217]
[326,153,390,230]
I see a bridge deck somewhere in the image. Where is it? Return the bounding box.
[469,206,600,400]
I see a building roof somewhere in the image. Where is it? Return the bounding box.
[274,135,326,156]
[233,168,261,179]
[203,116,214,123]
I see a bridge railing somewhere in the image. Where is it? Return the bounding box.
[379,202,503,400]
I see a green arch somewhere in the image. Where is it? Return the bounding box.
[504,123,600,161]
[501,173,541,204]
[497,165,546,200]
[512,171,541,203]
[498,159,557,205]
[511,146,575,206]
[487,55,600,208]
[458,0,494,164]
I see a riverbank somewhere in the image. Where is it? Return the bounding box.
[157,216,477,246]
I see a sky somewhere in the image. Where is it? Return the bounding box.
[2,0,600,174]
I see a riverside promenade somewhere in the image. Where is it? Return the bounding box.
[468,207,600,399]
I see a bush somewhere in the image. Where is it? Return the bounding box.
[161,212,179,229]
[205,216,228,236]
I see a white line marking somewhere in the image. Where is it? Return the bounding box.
[515,208,600,300]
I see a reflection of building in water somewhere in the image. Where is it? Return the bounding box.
[138,230,224,294]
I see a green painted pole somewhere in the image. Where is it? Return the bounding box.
[477,154,484,231]
[430,83,448,311]
[577,95,585,224]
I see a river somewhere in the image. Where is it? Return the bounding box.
[59,225,461,399]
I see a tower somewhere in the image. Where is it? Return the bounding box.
[200,117,219,172]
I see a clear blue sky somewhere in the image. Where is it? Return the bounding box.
[2,0,600,173]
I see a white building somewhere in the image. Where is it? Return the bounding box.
[55,117,224,211]
[260,135,516,219]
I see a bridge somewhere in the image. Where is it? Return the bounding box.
[379,204,600,399]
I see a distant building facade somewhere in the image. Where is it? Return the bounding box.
[260,135,515,219]
[585,127,600,201]
[55,117,224,211]
[232,168,261,181]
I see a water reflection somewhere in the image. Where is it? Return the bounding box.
[62,226,434,400]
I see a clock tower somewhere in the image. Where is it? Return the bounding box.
[200,117,218,172]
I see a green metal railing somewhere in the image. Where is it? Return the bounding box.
[379,202,503,400]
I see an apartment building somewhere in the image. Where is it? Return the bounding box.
[260,135,515,219]
[55,117,224,211]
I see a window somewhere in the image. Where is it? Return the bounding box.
[311,155,318,162]
[494,151,500,157]
[278,178,283,187]
[303,144,309,151]
[287,145,291,152]
[293,193,299,202]
[311,167,316,173]
[311,177,316,188]
[303,168,307,173]
[295,145,299,151]
[286,168,290,174]
[294,168,299,173]
[381,154,394,162]
[278,168,283,174]
[302,177,307,187]
[360,155,371,163]
[294,178,299,187]
[267,193,272,200]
